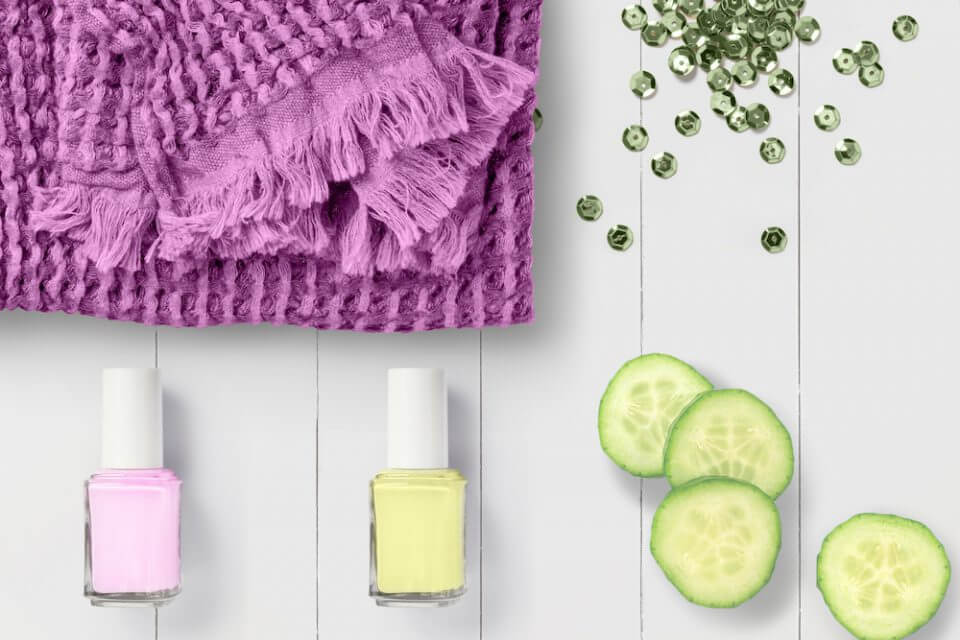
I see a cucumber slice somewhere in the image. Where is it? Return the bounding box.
[651,477,781,608]
[664,389,794,498]
[598,354,712,476]
[818,514,951,640]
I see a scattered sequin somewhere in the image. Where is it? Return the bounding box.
[795,16,821,43]
[814,105,841,131]
[608,225,635,252]
[762,227,788,253]
[668,47,698,77]
[855,41,880,67]
[577,196,604,221]
[768,69,795,96]
[746,103,770,130]
[623,125,649,152]
[727,106,750,133]
[860,64,884,88]
[760,138,786,164]
[675,111,702,137]
[835,139,862,166]
[711,90,737,116]
[630,70,658,98]
[621,4,648,31]
[893,16,918,42]
[833,48,859,75]
[652,152,679,178]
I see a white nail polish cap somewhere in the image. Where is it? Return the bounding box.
[101,368,164,469]
[387,368,448,469]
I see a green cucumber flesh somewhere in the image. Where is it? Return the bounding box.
[598,354,712,477]
[818,514,951,640]
[651,477,782,608]
[664,389,794,498]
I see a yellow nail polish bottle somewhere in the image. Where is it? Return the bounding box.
[370,369,467,607]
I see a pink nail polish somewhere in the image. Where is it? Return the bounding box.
[84,369,182,607]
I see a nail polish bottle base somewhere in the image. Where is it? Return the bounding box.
[373,587,466,608]
[86,587,180,608]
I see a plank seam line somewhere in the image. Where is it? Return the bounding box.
[479,330,484,640]
[315,330,321,640]
[796,40,803,640]
[638,20,645,640]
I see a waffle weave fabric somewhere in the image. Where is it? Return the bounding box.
[0,0,540,330]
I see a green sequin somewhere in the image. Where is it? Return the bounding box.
[577,196,604,221]
[833,48,858,74]
[678,0,704,17]
[760,138,786,164]
[707,67,734,91]
[732,60,758,86]
[893,15,918,42]
[608,225,635,251]
[720,0,747,16]
[814,105,840,131]
[697,45,724,71]
[762,227,788,253]
[771,10,796,29]
[661,11,687,37]
[746,16,770,41]
[668,47,698,77]
[726,106,750,132]
[855,41,880,67]
[768,68,795,96]
[623,125,649,152]
[859,64,884,88]
[675,110,702,136]
[697,8,723,35]
[711,90,738,116]
[723,33,751,59]
[683,26,709,49]
[777,0,804,12]
[642,22,670,46]
[747,0,776,13]
[532,108,543,132]
[653,0,679,12]
[746,103,771,130]
[795,16,821,42]
[651,152,679,178]
[622,4,648,31]
[766,22,793,50]
[630,70,658,98]
[835,139,862,166]
[750,44,779,73]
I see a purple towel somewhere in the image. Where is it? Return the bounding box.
[0,0,540,330]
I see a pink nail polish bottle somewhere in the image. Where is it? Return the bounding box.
[84,369,182,607]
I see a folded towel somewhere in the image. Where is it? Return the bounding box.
[0,0,540,330]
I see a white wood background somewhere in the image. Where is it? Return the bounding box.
[0,1,957,638]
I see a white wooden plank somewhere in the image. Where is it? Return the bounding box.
[315,331,481,639]
[0,312,156,639]
[155,326,317,639]
[639,14,801,639]
[481,0,644,636]
[800,2,960,638]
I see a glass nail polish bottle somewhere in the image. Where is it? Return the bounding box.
[84,369,182,607]
[370,369,467,608]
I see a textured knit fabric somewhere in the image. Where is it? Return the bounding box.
[0,0,540,330]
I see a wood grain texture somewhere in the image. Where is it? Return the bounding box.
[800,2,960,638]
[156,326,317,640]
[481,2,644,637]
[0,313,157,639]
[316,330,481,640]
[0,3,956,639]
[638,13,800,639]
